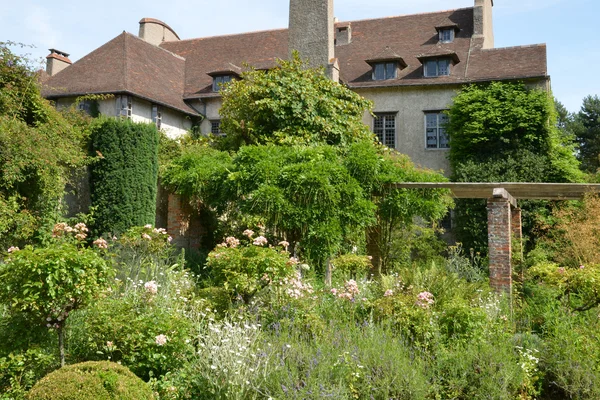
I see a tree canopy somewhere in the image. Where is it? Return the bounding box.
[218,53,374,150]
[0,43,89,248]
[574,95,600,173]
[163,57,451,271]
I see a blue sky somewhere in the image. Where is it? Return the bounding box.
[1,0,596,112]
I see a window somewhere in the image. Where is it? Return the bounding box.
[151,104,162,130]
[439,29,454,43]
[372,62,397,80]
[425,112,449,149]
[78,100,92,115]
[213,75,233,92]
[373,113,396,148]
[424,59,450,77]
[210,120,222,135]
[117,95,132,119]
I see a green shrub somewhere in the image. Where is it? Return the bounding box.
[66,266,195,381]
[330,254,372,279]
[205,239,295,302]
[90,118,159,237]
[0,348,56,399]
[26,361,154,400]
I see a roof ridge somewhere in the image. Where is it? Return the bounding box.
[169,7,473,44]
[334,7,473,25]
[481,43,547,51]
[122,32,186,61]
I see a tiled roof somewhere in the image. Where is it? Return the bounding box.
[42,6,548,110]
[42,32,199,116]
[160,7,546,98]
[161,29,289,99]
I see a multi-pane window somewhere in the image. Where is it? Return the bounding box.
[117,95,132,119]
[213,75,233,92]
[424,59,451,77]
[372,62,397,80]
[439,29,454,43]
[425,112,449,149]
[78,100,92,115]
[373,113,396,148]
[210,120,222,135]
[151,104,162,130]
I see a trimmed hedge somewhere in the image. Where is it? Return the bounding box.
[26,361,154,399]
[90,118,159,236]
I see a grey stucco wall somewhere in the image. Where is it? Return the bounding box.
[357,85,459,176]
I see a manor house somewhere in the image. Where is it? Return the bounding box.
[41,0,547,175]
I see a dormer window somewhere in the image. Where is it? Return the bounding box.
[424,59,451,77]
[439,29,454,43]
[435,24,459,44]
[365,47,407,82]
[213,75,233,92]
[373,62,397,80]
[417,52,459,78]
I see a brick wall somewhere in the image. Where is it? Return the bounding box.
[167,193,203,250]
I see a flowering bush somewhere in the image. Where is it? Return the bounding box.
[66,265,195,380]
[206,238,295,302]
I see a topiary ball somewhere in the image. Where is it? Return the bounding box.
[27,361,154,400]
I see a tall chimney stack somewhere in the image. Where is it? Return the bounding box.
[46,49,72,76]
[473,0,494,49]
[288,0,336,79]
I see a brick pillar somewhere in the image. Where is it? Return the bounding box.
[487,197,512,294]
[511,207,523,278]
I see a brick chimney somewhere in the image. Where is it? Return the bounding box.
[288,0,337,81]
[45,49,72,76]
[473,0,494,49]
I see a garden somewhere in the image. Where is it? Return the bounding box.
[1,44,599,399]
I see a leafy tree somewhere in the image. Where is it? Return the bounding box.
[0,43,89,248]
[0,234,112,367]
[90,118,159,237]
[447,82,582,253]
[218,53,373,149]
[164,57,451,272]
[575,95,600,173]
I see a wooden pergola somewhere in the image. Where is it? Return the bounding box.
[392,183,600,294]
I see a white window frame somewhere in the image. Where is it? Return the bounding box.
[425,111,449,150]
[423,59,451,77]
[116,95,132,119]
[373,113,396,148]
[372,62,397,81]
[212,75,233,92]
[151,104,162,130]
[439,29,455,43]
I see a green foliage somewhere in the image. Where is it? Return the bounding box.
[90,118,159,237]
[0,348,56,399]
[218,53,373,150]
[205,239,295,302]
[26,361,154,400]
[0,242,111,328]
[575,95,600,173]
[448,82,579,175]
[330,254,372,279]
[447,82,582,253]
[0,43,89,248]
